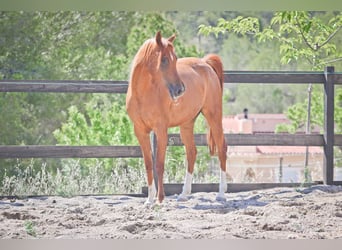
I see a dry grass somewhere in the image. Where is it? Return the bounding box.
[0,159,146,196]
[0,157,219,197]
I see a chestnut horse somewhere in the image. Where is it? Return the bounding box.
[126,31,227,204]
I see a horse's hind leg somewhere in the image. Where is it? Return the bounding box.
[178,121,197,201]
[153,128,169,203]
[202,110,227,201]
[209,124,227,201]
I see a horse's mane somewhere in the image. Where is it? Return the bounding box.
[131,38,158,70]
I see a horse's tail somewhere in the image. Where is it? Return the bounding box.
[204,54,224,156]
[203,54,224,92]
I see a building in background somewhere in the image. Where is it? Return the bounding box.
[222,111,323,183]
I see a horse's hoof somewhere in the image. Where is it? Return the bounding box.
[216,194,227,202]
[144,200,154,207]
[177,194,189,202]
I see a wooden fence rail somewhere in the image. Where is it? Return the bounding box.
[1,68,342,188]
[1,71,342,93]
[2,134,340,158]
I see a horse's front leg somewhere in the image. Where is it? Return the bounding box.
[134,126,156,205]
[178,122,197,201]
[154,129,168,203]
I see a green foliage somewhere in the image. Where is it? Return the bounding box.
[199,12,309,114]
[199,11,342,70]
[199,16,260,37]
[53,94,139,173]
[127,12,202,59]
[264,11,342,69]
[335,89,342,134]
[126,13,176,58]
[0,11,134,146]
[275,86,325,133]
[0,11,200,143]
[0,12,134,80]
[199,11,342,131]
[227,84,308,115]
[53,95,135,147]
[24,220,37,237]
[0,11,135,186]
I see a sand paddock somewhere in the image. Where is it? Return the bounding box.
[1,185,342,239]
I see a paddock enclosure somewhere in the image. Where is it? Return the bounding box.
[1,67,342,195]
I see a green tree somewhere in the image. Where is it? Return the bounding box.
[0,11,137,185]
[53,94,138,174]
[127,12,201,60]
[199,11,342,128]
[199,11,342,70]
[0,11,136,148]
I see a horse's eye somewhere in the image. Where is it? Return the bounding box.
[161,56,169,66]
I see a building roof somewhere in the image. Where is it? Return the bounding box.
[256,146,322,155]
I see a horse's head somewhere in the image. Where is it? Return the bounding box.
[153,31,185,100]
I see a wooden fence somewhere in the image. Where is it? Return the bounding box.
[1,66,342,194]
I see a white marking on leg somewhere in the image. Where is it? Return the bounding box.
[183,172,193,195]
[145,181,156,206]
[216,170,227,202]
[177,172,192,201]
[220,170,227,193]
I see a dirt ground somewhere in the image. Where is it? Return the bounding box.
[1,185,342,239]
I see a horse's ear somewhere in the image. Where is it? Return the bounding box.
[156,31,163,47]
[168,34,176,43]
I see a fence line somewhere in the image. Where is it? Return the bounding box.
[1,68,342,187]
[2,134,341,158]
[1,71,342,93]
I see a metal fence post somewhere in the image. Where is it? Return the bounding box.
[323,66,335,185]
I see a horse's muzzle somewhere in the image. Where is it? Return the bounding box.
[168,82,185,100]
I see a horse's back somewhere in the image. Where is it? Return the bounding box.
[177,58,206,84]
[177,55,223,93]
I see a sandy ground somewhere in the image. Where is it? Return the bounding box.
[1,185,342,239]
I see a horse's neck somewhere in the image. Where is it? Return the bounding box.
[130,66,154,95]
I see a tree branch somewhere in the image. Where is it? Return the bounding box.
[318,26,342,49]
[295,17,316,51]
[323,57,342,64]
